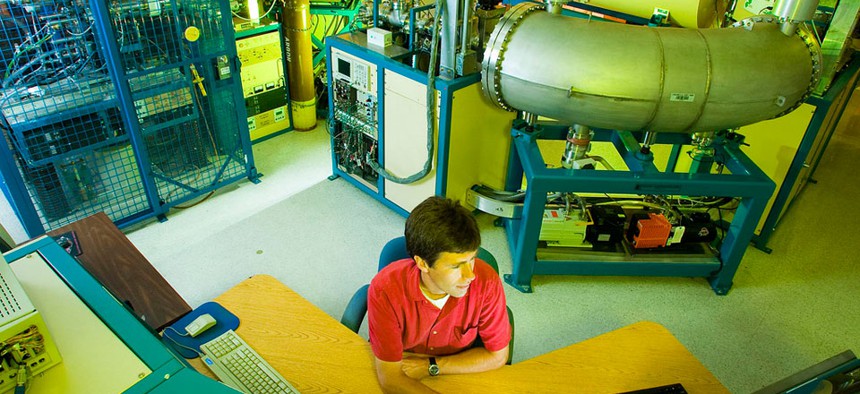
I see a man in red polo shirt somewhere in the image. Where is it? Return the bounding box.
[368,196,511,393]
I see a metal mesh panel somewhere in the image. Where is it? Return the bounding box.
[147,85,246,205]
[6,129,149,229]
[108,0,226,73]
[177,0,226,54]
[0,0,149,231]
[129,69,198,135]
[112,0,246,207]
[110,1,184,71]
[0,0,104,91]
[1,0,252,235]
[1,0,116,165]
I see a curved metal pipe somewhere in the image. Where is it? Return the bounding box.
[482,4,821,133]
[387,1,409,27]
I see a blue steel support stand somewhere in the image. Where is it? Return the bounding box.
[752,55,860,252]
[89,0,164,223]
[502,122,774,295]
[220,4,262,186]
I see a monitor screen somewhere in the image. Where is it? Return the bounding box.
[338,58,351,78]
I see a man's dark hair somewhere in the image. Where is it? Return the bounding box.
[405,196,481,266]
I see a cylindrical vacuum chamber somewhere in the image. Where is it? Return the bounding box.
[482,3,821,133]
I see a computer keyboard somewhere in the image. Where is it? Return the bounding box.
[200,329,300,394]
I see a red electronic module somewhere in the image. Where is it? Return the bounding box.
[632,213,671,249]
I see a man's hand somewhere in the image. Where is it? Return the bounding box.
[401,354,431,379]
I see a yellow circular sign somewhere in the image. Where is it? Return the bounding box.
[184,26,200,42]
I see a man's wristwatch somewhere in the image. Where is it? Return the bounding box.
[428,357,440,376]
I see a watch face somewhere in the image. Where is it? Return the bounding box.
[429,363,440,376]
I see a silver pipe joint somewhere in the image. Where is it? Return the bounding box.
[773,0,819,36]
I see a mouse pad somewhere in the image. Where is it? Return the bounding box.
[161,301,240,359]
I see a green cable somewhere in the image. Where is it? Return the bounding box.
[4,34,53,80]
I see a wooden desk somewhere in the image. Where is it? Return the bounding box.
[47,212,191,331]
[191,275,728,393]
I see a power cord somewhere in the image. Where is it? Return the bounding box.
[367,0,445,184]
[163,327,205,358]
[14,364,28,394]
[164,326,190,337]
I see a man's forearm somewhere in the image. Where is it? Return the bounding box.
[435,345,508,375]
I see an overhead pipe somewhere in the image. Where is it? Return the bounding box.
[439,0,459,78]
[461,0,474,57]
[546,0,563,15]
[773,0,820,36]
[482,3,821,134]
[280,0,317,130]
[570,0,721,28]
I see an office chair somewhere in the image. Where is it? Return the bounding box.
[341,236,515,364]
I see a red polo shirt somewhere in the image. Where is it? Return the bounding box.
[368,258,511,362]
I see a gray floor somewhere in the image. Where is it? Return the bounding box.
[125,95,860,393]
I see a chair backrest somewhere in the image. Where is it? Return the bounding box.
[378,236,409,271]
[379,236,499,274]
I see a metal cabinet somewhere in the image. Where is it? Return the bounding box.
[326,32,515,215]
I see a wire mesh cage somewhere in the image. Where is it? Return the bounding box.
[112,0,248,208]
[0,0,255,235]
[0,0,144,230]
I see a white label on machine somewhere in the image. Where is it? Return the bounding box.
[667,225,685,246]
[352,63,369,92]
[670,93,695,102]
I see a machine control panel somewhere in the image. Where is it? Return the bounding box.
[332,50,376,94]
[329,48,381,189]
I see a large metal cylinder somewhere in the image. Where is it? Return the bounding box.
[281,0,317,130]
[482,4,821,133]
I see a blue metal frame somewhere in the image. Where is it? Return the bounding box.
[89,0,163,224]
[752,54,860,251]
[311,1,362,68]
[408,4,436,51]
[4,238,235,392]
[326,34,479,217]
[502,122,775,295]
